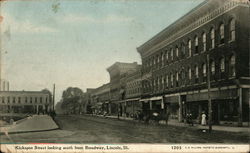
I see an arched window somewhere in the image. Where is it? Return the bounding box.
[210,28,215,49]
[195,65,199,78]
[202,32,206,52]
[176,72,179,87]
[220,57,225,72]
[161,52,164,63]
[166,74,169,87]
[170,48,174,60]
[202,63,206,76]
[188,39,192,57]
[176,46,179,57]
[229,19,235,41]
[170,73,173,87]
[194,36,198,54]
[219,23,225,44]
[181,42,185,57]
[188,67,192,80]
[229,55,236,76]
[211,60,215,75]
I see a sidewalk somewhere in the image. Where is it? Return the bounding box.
[93,114,250,133]
[0,115,59,134]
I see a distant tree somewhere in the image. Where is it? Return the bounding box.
[61,87,84,114]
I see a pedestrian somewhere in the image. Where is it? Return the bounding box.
[201,111,206,126]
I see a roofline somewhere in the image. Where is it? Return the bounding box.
[137,0,207,54]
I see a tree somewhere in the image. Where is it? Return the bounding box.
[61,87,84,114]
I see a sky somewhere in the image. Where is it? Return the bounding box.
[1,0,203,103]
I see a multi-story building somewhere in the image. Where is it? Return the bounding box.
[123,65,142,117]
[90,83,110,114]
[137,0,249,126]
[0,89,53,115]
[107,62,140,115]
[0,79,9,91]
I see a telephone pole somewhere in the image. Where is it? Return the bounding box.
[53,84,55,112]
[207,54,212,133]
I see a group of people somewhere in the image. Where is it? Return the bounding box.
[186,111,207,126]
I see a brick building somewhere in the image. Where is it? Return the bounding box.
[122,65,142,117]
[107,62,140,115]
[90,83,110,114]
[0,89,53,115]
[137,0,249,126]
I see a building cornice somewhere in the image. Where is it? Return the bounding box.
[137,0,249,58]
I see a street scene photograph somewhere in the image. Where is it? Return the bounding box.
[0,0,249,152]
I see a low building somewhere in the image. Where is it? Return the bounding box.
[0,89,53,115]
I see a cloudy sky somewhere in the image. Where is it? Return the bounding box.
[1,0,203,103]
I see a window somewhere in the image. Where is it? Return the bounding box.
[188,40,192,57]
[170,73,173,87]
[229,19,235,41]
[211,60,215,75]
[202,32,206,51]
[176,47,179,57]
[194,36,198,54]
[12,97,15,103]
[166,75,169,87]
[220,57,225,72]
[195,65,199,78]
[171,48,174,60]
[202,63,207,76]
[229,55,236,77]
[166,51,169,61]
[30,97,32,103]
[18,97,21,103]
[35,97,37,103]
[181,43,185,57]
[176,72,179,87]
[188,68,192,80]
[161,52,164,63]
[219,23,225,44]
[210,28,215,49]
[7,97,10,103]
[40,97,43,103]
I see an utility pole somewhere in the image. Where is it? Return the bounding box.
[53,84,55,112]
[207,54,212,133]
[0,1,2,88]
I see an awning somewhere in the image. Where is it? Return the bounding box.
[126,98,140,102]
[150,96,163,101]
[140,98,150,102]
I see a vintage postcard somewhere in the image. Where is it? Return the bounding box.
[0,0,249,152]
